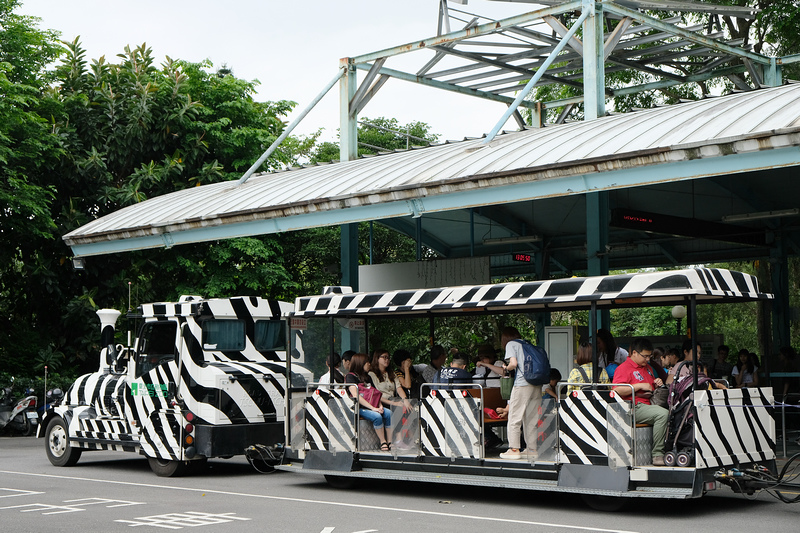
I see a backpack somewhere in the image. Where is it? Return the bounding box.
[509,339,550,385]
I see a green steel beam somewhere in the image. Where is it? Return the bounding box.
[353,63,540,110]
[350,0,584,65]
[540,64,748,109]
[603,3,772,65]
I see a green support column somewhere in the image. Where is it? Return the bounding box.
[586,191,609,329]
[764,57,782,87]
[339,59,359,291]
[534,245,551,344]
[771,238,790,352]
[582,0,605,120]
[339,60,360,352]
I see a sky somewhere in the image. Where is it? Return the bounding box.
[19,0,533,144]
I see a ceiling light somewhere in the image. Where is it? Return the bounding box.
[722,208,799,223]
[483,235,541,245]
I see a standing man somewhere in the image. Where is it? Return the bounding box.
[613,337,669,466]
[499,327,542,461]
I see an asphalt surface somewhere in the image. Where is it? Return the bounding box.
[1,435,799,533]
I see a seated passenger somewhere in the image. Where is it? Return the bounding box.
[612,337,668,466]
[345,353,392,451]
[473,344,505,388]
[318,352,344,387]
[732,351,760,388]
[667,339,702,385]
[393,349,426,399]
[434,352,473,386]
[597,329,628,368]
[415,344,447,384]
[567,342,610,392]
[542,368,562,399]
[368,348,412,413]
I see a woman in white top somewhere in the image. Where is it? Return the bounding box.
[597,329,628,369]
[732,351,759,388]
[473,344,504,388]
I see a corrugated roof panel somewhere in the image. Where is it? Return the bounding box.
[65,83,800,248]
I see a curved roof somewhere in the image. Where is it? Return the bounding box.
[65,83,800,256]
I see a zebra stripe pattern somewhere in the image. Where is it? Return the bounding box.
[303,389,357,452]
[46,295,292,463]
[559,390,633,466]
[693,388,775,468]
[420,390,482,459]
[293,268,771,317]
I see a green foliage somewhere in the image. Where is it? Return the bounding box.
[309,116,439,163]
[0,2,311,381]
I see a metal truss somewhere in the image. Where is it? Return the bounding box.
[342,0,779,134]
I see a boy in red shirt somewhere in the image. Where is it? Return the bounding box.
[612,337,669,466]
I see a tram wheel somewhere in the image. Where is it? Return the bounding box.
[324,474,358,489]
[581,494,628,512]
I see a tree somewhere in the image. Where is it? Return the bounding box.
[0,23,312,377]
[309,116,439,163]
[0,0,64,376]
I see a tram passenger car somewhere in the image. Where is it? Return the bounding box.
[278,268,777,505]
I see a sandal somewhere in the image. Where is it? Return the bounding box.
[380,442,391,451]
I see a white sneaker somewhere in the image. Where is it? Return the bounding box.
[499,448,523,460]
[522,449,538,461]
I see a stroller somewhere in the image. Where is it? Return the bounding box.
[663,361,715,467]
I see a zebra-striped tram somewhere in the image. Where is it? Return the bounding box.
[278,268,786,508]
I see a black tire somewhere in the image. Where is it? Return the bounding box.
[45,416,82,467]
[147,457,189,477]
[664,452,677,467]
[324,474,357,489]
[581,494,628,512]
[22,415,36,436]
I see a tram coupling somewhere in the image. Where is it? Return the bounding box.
[714,453,800,503]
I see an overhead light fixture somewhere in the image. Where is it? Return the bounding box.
[483,235,541,245]
[722,208,799,223]
[72,257,86,270]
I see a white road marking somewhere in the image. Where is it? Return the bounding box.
[116,511,250,529]
[0,488,44,499]
[0,497,144,515]
[0,470,639,533]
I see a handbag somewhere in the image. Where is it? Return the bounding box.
[651,386,669,408]
[500,376,514,400]
[357,383,382,408]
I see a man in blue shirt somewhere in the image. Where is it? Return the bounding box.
[435,353,473,385]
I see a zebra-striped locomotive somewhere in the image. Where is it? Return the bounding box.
[42,295,301,476]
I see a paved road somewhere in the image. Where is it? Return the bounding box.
[1,436,798,532]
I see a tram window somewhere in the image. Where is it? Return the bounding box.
[202,320,245,351]
[254,320,286,352]
[136,321,178,377]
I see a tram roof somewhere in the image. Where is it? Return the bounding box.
[292,268,772,318]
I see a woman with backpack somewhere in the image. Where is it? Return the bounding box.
[498,327,542,461]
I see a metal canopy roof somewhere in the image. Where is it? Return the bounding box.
[292,268,773,318]
[65,83,800,270]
